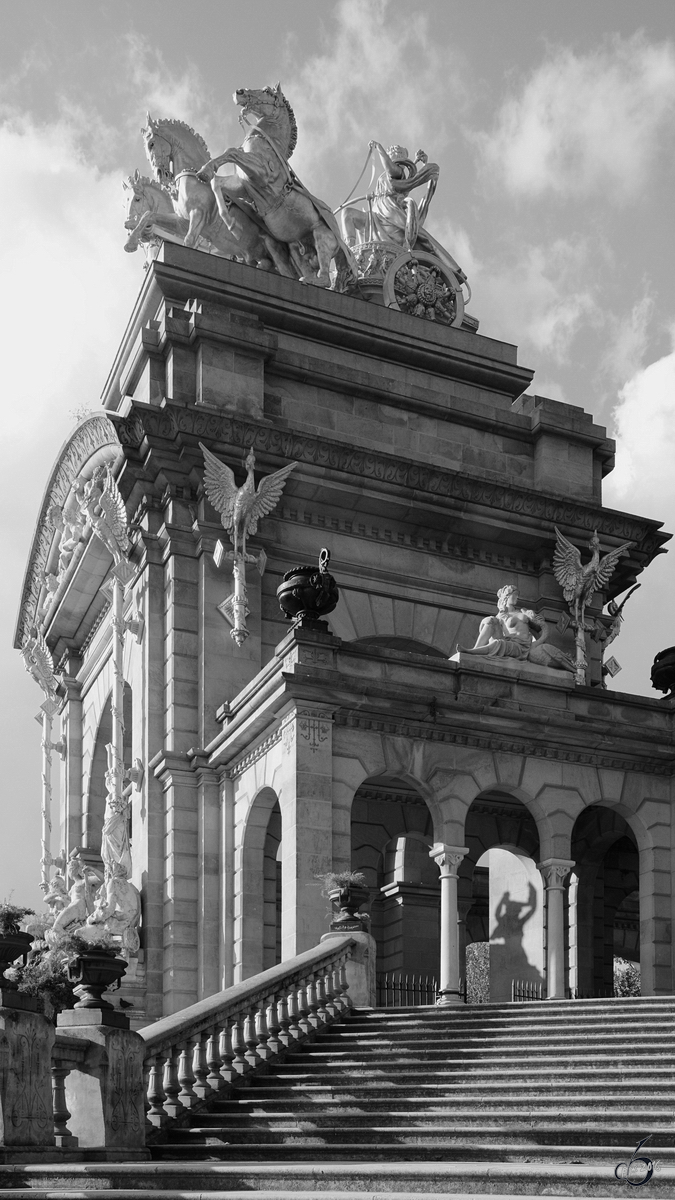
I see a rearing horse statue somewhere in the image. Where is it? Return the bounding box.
[199,85,356,288]
[141,115,293,273]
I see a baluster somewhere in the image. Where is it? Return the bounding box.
[266,994,283,1057]
[340,956,352,1008]
[205,1026,223,1094]
[306,976,321,1031]
[231,1013,249,1076]
[323,964,337,1020]
[146,1053,168,1128]
[286,983,303,1044]
[244,1006,261,1068]
[296,979,312,1038]
[218,1019,236,1086]
[162,1046,182,1119]
[192,1032,211,1099]
[52,1065,78,1147]
[177,1040,198,1108]
[314,972,329,1028]
[277,988,293,1048]
[331,962,346,1014]
[255,997,271,1062]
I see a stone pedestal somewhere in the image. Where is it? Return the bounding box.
[56,1009,148,1156]
[0,995,55,1159]
[321,931,376,1007]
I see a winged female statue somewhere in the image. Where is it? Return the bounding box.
[552,527,634,684]
[79,466,130,565]
[22,626,59,698]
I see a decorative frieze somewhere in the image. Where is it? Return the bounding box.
[227,727,283,779]
[113,404,664,553]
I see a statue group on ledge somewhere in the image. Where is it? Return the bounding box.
[122,83,475,329]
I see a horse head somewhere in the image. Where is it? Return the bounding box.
[234,84,297,158]
[122,169,169,230]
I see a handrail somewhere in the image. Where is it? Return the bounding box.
[137,934,357,1131]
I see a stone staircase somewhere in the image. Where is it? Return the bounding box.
[150,995,675,1165]
[3,995,675,1196]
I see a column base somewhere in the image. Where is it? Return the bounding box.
[435,990,464,1006]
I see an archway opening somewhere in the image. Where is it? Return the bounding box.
[351,774,438,1001]
[463,790,544,1003]
[571,806,640,998]
[262,800,282,971]
[239,786,283,981]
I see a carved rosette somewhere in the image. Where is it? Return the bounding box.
[384,250,465,327]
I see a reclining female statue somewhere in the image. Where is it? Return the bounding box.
[458,585,574,672]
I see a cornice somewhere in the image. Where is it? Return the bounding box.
[333,710,675,776]
[111,403,667,561]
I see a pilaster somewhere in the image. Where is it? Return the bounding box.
[277,700,336,958]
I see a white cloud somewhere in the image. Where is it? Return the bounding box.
[473,237,598,362]
[604,336,675,513]
[480,35,675,200]
[284,0,467,190]
[600,294,654,386]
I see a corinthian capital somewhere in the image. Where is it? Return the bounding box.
[429,843,469,877]
[538,857,575,889]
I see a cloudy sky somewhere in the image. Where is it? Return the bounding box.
[2,0,675,905]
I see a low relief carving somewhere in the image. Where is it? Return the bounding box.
[9,1027,51,1136]
[297,709,332,753]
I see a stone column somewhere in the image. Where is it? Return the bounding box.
[538,858,575,1000]
[430,844,469,1005]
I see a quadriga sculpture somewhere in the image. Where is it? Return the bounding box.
[198,84,356,288]
[140,116,292,272]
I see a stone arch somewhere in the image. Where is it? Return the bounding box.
[326,589,477,656]
[239,786,282,981]
[460,787,544,1001]
[350,772,440,982]
[571,804,641,997]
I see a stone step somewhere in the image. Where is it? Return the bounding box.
[292,1034,675,1053]
[236,1081,675,1099]
[3,1159,675,1196]
[265,1066,675,1086]
[208,1097,675,1115]
[270,1051,675,1072]
[175,1109,675,1132]
[154,1123,672,1152]
[151,1129,675,1152]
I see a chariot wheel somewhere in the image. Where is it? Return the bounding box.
[383,249,465,327]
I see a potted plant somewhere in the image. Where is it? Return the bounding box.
[59,928,127,1010]
[7,948,77,1021]
[0,903,35,990]
[316,871,371,930]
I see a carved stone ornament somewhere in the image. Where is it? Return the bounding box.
[384,250,465,327]
[15,415,119,647]
[296,708,333,754]
[538,858,575,889]
[553,527,634,685]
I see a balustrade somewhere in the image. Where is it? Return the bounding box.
[138,935,356,1133]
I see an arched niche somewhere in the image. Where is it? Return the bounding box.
[571,805,640,997]
[351,774,439,983]
[83,683,133,855]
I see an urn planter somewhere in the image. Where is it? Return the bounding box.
[328,883,371,932]
[67,949,127,1010]
[277,548,339,623]
[0,932,33,990]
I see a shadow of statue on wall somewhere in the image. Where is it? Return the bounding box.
[491,883,545,988]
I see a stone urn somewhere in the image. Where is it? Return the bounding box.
[0,932,33,991]
[67,949,127,1010]
[327,882,371,932]
[651,647,675,698]
[277,547,339,623]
